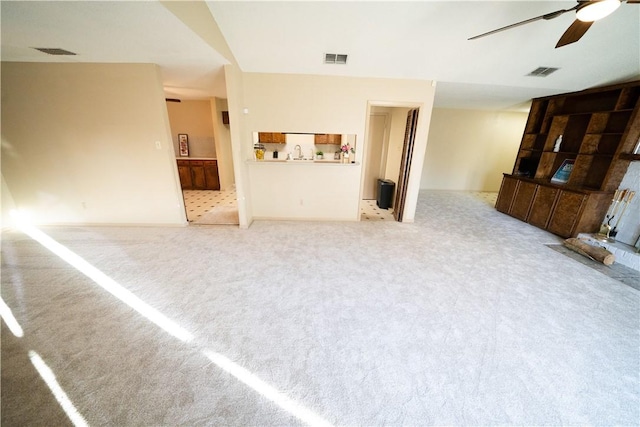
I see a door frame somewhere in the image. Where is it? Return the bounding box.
[361,101,425,222]
[393,108,419,221]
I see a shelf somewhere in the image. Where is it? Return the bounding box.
[502,80,639,239]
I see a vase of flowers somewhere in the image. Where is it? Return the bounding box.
[340,144,354,164]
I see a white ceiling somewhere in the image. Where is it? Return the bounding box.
[2,1,639,110]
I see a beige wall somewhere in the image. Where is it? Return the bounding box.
[384,107,411,182]
[421,108,527,191]
[241,73,435,222]
[211,97,235,190]
[1,62,186,226]
[1,173,17,229]
[166,100,216,158]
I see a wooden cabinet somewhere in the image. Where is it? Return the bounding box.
[258,132,286,144]
[257,132,343,144]
[545,190,587,237]
[496,176,518,213]
[177,160,192,189]
[190,161,206,189]
[528,185,558,229]
[497,176,610,238]
[203,161,220,190]
[510,181,537,221]
[496,80,639,237]
[177,159,220,190]
[314,134,342,144]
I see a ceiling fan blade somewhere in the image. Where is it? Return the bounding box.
[626,0,640,3]
[468,7,576,41]
[556,19,594,47]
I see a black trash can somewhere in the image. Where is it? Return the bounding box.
[377,179,395,209]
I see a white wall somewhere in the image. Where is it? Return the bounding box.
[421,108,528,191]
[241,73,435,222]
[1,62,186,226]
[614,162,640,246]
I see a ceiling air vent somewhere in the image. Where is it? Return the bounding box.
[33,47,77,56]
[527,66,559,77]
[324,53,348,64]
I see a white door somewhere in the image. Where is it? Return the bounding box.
[363,114,387,199]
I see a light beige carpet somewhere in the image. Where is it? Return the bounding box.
[193,206,239,225]
[2,191,638,426]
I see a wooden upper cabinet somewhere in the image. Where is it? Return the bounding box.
[314,134,328,144]
[258,132,286,144]
[259,132,342,144]
[327,134,342,144]
[315,134,342,144]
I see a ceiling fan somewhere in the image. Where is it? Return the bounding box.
[469,0,639,48]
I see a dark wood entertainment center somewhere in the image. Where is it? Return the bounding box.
[496,80,640,238]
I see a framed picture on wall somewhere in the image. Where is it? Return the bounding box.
[178,134,189,157]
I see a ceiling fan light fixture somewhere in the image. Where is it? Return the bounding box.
[576,0,621,22]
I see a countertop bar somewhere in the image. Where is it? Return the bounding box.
[176,157,217,161]
[247,159,358,165]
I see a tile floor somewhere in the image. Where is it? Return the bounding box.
[360,199,395,221]
[183,187,237,222]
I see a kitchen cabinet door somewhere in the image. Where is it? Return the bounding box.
[314,134,328,144]
[190,162,206,190]
[327,134,342,144]
[204,161,220,190]
[315,134,342,144]
[177,162,192,189]
[259,132,286,144]
[258,132,272,143]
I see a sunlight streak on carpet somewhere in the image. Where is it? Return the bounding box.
[0,296,24,337]
[11,211,193,343]
[203,350,334,427]
[29,351,89,427]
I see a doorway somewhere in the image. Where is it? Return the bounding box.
[361,105,419,222]
[166,98,239,226]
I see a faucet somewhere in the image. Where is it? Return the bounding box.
[294,144,302,159]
